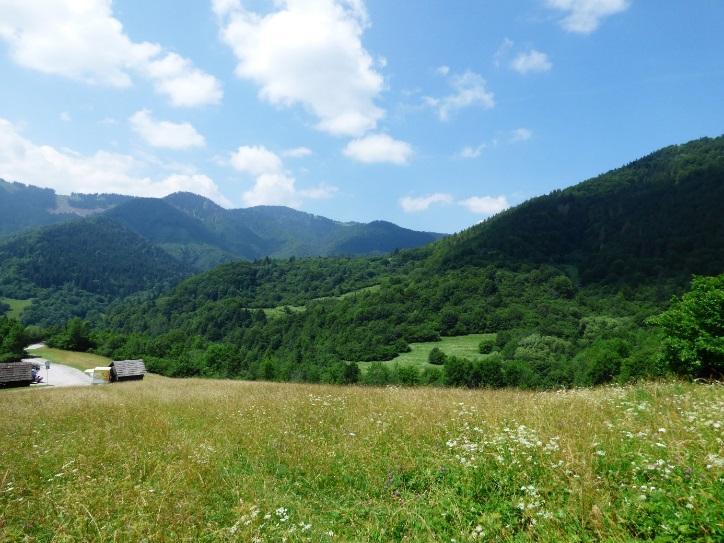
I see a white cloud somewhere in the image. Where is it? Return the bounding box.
[459,143,487,159]
[426,70,495,121]
[0,118,230,205]
[546,0,630,34]
[59,112,71,122]
[343,133,413,165]
[230,145,284,176]
[459,195,510,215]
[242,172,300,207]
[283,146,313,158]
[230,144,335,208]
[214,0,384,136]
[400,193,452,213]
[0,0,221,106]
[435,65,450,76]
[511,50,552,74]
[130,110,205,150]
[142,53,222,107]
[510,128,533,142]
[493,38,514,67]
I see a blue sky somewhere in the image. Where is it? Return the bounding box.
[0,1,722,233]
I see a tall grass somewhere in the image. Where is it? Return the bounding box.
[1,378,721,541]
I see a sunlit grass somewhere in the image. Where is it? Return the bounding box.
[1,377,721,541]
[28,347,112,371]
[1,297,32,320]
[358,333,496,371]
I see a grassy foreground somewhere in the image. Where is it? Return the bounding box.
[0,379,722,542]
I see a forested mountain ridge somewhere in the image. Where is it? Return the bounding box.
[94,135,724,386]
[0,179,128,236]
[0,182,445,269]
[432,136,724,284]
[0,217,191,326]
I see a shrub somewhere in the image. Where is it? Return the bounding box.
[478,336,496,354]
[428,347,447,365]
[648,274,723,378]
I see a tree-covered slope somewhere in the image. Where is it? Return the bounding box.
[433,136,724,284]
[96,135,724,386]
[0,180,128,236]
[0,217,191,324]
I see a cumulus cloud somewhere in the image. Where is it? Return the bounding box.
[425,70,495,121]
[510,128,533,142]
[0,0,222,106]
[343,133,413,165]
[214,0,384,136]
[283,146,313,158]
[545,0,630,34]
[511,50,552,74]
[231,145,284,176]
[400,193,452,213]
[130,110,205,150]
[229,144,335,208]
[0,118,230,205]
[459,195,510,215]
[142,53,223,107]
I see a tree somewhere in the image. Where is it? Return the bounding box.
[341,362,361,384]
[50,318,94,352]
[428,347,447,365]
[648,275,723,378]
[478,336,496,354]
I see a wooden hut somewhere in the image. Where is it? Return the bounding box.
[109,359,146,382]
[0,361,33,387]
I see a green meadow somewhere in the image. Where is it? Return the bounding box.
[1,369,721,541]
[358,333,495,371]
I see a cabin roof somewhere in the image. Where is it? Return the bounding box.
[110,359,146,378]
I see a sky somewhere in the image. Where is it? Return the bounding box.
[0,1,722,234]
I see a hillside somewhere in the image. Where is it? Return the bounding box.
[0,179,127,236]
[0,183,445,269]
[0,217,190,326]
[96,136,724,385]
[434,137,724,284]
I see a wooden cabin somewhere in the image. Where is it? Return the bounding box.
[0,361,33,387]
[109,359,146,382]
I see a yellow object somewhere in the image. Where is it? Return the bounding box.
[93,367,112,383]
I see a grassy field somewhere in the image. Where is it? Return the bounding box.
[0,297,32,320]
[0,375,721,541]
[29,347,112,371]
[258,285,381,319]
[358,333,495,371]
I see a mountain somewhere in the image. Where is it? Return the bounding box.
[0,217,191,326]
[0,179,129,236]
[433,136,724,284]
[0,182,445,269]
[97,135,724,386]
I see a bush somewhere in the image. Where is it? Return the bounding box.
[478,336,496,354]
[648,274,723,378]
[444,356,473,387]
[428,347,447,365]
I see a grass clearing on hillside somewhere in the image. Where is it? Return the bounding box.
[258,285,381,319]
[358,333,495,371]
[29,347,111,371]
[1,378,721,541]
[0,297,32,320]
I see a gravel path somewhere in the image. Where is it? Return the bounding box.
[24,359,90,388]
